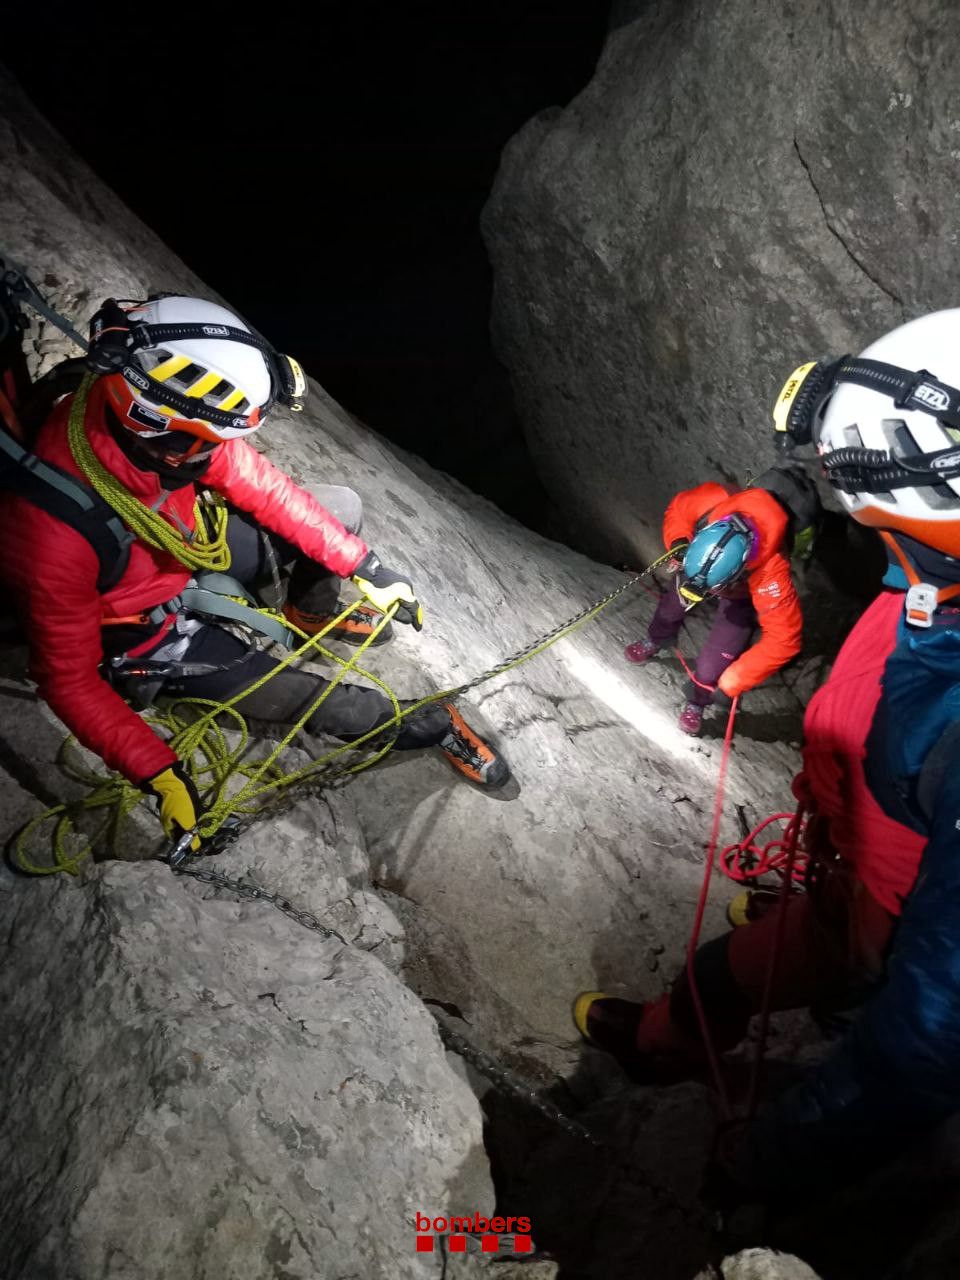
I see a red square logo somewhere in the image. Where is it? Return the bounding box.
[449,1235,467,1252]
[415,1235,434,1252]
[514,1234,533,1253]
[481,1234,499,1253]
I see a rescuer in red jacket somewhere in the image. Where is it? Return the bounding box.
[0,295,510,851]
[624,471,806,735]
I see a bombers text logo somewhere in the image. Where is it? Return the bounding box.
[202,324,231,337]
[913,383,951,413]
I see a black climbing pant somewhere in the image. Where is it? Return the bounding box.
[110,485,452,750]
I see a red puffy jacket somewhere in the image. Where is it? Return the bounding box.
[662,481,802,696]
[799,590,925,916]
[0,379,368,784]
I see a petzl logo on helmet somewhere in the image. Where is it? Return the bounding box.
[231,416,250,428]
[201,325,230,337]
[124,367,151,391]
[912,383,951,413]
[930,450,960,472]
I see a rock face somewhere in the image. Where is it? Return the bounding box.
[0,66,808,1279]
[483,0,960,566]
[1,835,483,1280]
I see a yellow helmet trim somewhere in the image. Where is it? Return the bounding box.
[147,353,193,384]
[183,370,224,400]
[217,386,248,411]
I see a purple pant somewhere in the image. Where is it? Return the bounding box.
[646,586,756,707]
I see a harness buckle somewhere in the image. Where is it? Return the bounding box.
[905,582,938,629]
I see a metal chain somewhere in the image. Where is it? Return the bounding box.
[436,1020,603,1147]
[174,560,674,863]
[440,568,654,702]
[435,1020,712,1230]
[173,862,348,944]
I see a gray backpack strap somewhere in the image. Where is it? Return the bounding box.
[180,572,294,649]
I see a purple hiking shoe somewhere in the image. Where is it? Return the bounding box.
[678,702,704,736]
[625,639,659,664]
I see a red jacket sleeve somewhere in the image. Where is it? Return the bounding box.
[11,509,176,784]
[204,441,368,578]
[662,482,731,550]
[718,552,802,695]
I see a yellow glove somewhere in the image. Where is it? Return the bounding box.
[142,762,202,852]
[351,551,424,630]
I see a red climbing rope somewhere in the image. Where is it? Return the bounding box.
[674,647,721,693]
[719,811,809,885]
[683,705,808,1127]
[745,802,806,1120]
[684,696,739,1121]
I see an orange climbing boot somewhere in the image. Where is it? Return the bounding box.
[438,702,511,788]
[283,600,394,646]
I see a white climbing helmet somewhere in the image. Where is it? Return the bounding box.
[89,294,306,443]
[814,309,960,557]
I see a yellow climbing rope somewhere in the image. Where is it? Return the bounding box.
[13,595,403,874]
[68,373,231,572]
[12,485,681,874]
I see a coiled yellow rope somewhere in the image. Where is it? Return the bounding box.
[67,373,231,572]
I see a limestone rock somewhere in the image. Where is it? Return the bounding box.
[483,0,960,567]
[719,1249,822,1280]
[0,848,483,1279]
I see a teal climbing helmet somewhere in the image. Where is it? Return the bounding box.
[678,515,755,606]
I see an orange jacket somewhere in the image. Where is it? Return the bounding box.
[662,481,802,696]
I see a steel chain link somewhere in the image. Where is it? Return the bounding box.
[173,863,348,944]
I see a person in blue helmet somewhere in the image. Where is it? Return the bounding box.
[624,468,808,734]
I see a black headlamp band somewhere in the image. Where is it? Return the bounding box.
[87,303,306,423]
[834,358,960,431]
[133,322,272,356]
[128,322,296,415]
[822,442,960,493]
[118,362,261,431]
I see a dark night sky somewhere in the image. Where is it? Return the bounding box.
[4,2,609,525]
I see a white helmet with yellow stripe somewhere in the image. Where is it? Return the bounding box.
[89,294,306,444]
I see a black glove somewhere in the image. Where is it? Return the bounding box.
[351,551,423,630]
[141,761,201,852]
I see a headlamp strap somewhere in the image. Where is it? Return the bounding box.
[836,358,960,430]
[86,300,308,419]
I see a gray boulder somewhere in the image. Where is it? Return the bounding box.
[483,0,960,566]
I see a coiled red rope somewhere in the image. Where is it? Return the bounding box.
[719,811,809,885]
